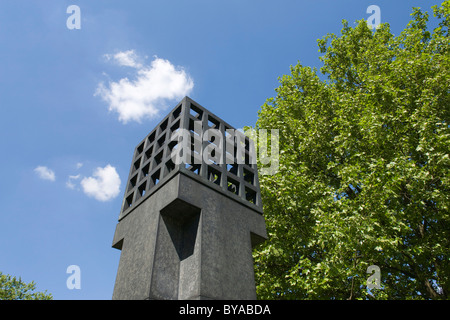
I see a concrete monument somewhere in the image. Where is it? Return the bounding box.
[112,97,267,300]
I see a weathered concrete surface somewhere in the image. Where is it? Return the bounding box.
[112,173,267,300]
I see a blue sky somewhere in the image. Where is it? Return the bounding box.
[0,0,442,299]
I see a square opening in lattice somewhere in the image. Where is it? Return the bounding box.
[245,187,257,204]
[165,159,175,175]
[140,162,150,181]
[227,162,238,176]
[205,147,220,166]
[172,105,182,120]
[245,137,251,151]
[123,193,134,211]
[160,118,168,132]
[188,133,202,157]
[189,118,201,137]
[205,131,218,146]
[244,151,255,165]
[226,141,237,160]
[128,174,137,192]
[145,146,153,162]
[170,119,180,134]
[227,177,239,195]
[168,139,178,152]
[185,163,201,175]
[207,115,220,129]
[151,169,161,186]
[132,157,141,173]
[137,181,147,199]
[207,166,221,186]
[157,134,166,150]
[136,141,145,157]
[154,150,163,167]
[148,131,156,145]
[190,103,203,120]
[243,168,254,184]
[188,148,202,165]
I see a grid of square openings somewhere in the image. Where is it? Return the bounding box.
[184,100,261,210]
[121,103,182,214]
[121,98,261,215]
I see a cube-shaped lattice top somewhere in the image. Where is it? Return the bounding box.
[119,97,262,220]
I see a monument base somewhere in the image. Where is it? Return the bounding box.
[112,172,267,300]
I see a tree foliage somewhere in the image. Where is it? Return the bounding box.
[253,1,449,300]
[0,272,53,300]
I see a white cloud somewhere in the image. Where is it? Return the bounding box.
[34,166,56,182]
[80,165,121,202]
[96,52,194,124]
[104,50,142,68]
[66,174,81,190]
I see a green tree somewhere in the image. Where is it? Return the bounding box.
[0,272,53,300]
[253,1,449,300]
